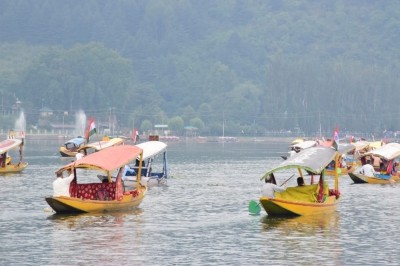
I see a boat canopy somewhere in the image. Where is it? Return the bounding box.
[369,141,382,150]
[0,139,23,154]
[291,140,317,150]
[261,146,337,179]
[291,138,305,145]
[352,141,370,152]
[337,143,356,155]
[364,143,400,161]
[77,137,124,152]
[57,145,142,174]
[135,141,167,160]
[64,137,85,146]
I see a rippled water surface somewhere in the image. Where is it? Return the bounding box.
[1,139,400,265]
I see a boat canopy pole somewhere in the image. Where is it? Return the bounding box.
[136,152,143,189]
[297,168,303,178]
[334,152,339,191]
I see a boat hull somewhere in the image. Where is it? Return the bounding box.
[0,162,28,173]
[59,147,78,157]
[45,187,147,214]
[259,196,338,216]
[348,172,399,184]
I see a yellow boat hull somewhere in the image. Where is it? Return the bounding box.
[349,172,399,184]
[59,147,78,157]
[0,162,28,173]
[259,195,338,216]
[45,186,147,214]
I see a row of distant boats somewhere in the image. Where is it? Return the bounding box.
[250,136,400,216]
[0,131,168,214]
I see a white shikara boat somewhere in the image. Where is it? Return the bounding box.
[99,140,168,188]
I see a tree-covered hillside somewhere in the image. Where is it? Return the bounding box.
[1,0,400,136]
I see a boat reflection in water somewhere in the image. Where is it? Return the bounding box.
[261,211,340,233]
[46,209,145,265]
[259,212,341,265]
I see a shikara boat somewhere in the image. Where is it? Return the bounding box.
[128,140,168,187]
[0,134,28,173]
[45,145,147,214]
[259,146,352,217]
[324,142,360,176]
[281,140,317,160]
[77,137,124,155]
[99,141,168,187]
[348,142,400,184]
[59,136,86,157]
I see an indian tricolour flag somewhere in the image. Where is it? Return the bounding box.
[86,117,97,141]
[332,127,339,151]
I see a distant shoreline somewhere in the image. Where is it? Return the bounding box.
[10,134,294,144]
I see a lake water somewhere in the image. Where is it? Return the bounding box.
[1,139,400,265]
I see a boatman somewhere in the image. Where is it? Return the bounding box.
[262,174,286,198]
[53,171,75,197]
[359,159,377,177]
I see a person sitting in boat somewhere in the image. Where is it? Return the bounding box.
[359,159,377,177]
[122,165,136,180]
[262,174,286,198]
[0,152,6,167]
[53,171,75,197]
[340,154,347,169]
[297,176,305,186]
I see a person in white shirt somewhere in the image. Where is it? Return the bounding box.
[53,172,75,197]
[262,174,286,198]
[75,152,84,160]
[359,159,376,177]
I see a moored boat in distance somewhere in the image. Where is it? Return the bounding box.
[77,137,124,156]
[59,136,86,157]
[45,145,147,214]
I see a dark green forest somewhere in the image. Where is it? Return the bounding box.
[1,0,400,137]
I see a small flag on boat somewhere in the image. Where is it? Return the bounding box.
[85,117,97,141]
[332,127,339,151]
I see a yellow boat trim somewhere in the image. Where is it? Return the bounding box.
[0,162,28,173]
[46,186,147,213]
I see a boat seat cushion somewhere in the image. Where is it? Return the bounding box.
[71,182,116,200]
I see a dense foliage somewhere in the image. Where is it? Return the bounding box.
[1,0,400,136]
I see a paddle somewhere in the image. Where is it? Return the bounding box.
[248,200,261,215]
[279,174,295,187]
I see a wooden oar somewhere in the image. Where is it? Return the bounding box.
[279,174,295,187]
